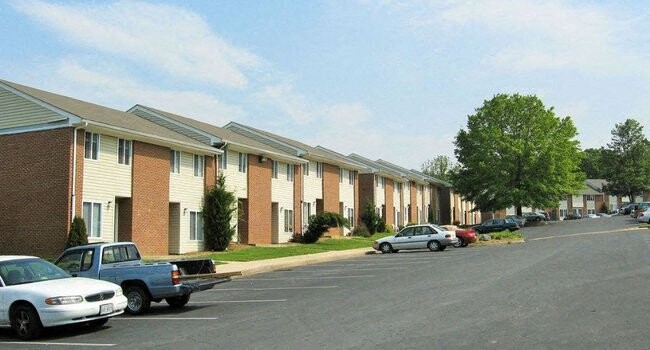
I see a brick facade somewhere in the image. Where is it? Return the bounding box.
[130,141,170,255]
[204,154,216,193]
[0,128,74,256]
[322,163,340,213]
[247,156,272,244]
[358,174,375,211]
[409,182,417,223]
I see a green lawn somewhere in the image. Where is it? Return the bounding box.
[207,233,392,262]
[488,230,525,240]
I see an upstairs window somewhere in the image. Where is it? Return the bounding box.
[316,162,323,178]
[238,153,247,173]
[84,132,99,160]
[303,163,310,176]
[339,168,344,183]
[170,150,180,173]
[287,164,294,182]
[117,139,131,165]
[218,149,228,170]
[348,170,354,185]
[193,155,204,177]
[272,160,279,179]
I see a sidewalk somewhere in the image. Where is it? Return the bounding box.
[215,247,376,277]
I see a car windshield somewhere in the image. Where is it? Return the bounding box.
[0,258,70,286]
[429,224,447,231]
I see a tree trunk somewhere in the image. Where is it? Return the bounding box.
[516,206,523,216]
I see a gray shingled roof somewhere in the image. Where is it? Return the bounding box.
[1,79,215,152]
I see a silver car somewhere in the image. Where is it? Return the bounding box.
[373,224,458,253]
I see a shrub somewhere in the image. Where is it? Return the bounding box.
[428,206,436,224]
[599,202,609,214]
[351,226,370,238]
[376,220,386,233]
[303,212,349,244]
[489,231,524,240]
[65,216,88,248]
[360,200,382,234]
[385,225,394,234]
[203,174,238,251]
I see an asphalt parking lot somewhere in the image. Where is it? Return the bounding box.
[1,216,648,349]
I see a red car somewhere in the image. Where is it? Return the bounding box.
[454,228,477,247]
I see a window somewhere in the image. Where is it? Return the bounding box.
[287,164,294,182]
[218,149,228,170]
[587,209,596,215]
[302,202,312,228]
[574,208,583,216]
[238,153,247,173]
[57,249,94,272]
[339,168,344,183]
[118,139,131,165]
[586,195,595,201]
[347,207,354,227]
[101,245,140,264]
[316,162,323,178]
[84,132,99,160]
[348,170,354,185]
[193,154,204,177]
[380,177,385,189]
[170,150,180,173]
[303,163,310,176]
[272,160,279,179]
[82,202,101,238]
[559,209,569,217]
[190,211,204,241]
[284,209,294,232]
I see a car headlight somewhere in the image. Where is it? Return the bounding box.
[115,287,123,297]
[45,296,84,305]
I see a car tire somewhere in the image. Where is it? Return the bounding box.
[124,285,151,315]
[89,318,109,327]
[10,304,42,340]
[453,237,464,248]
[391,249,399,253]
[427,240,441,252]
[439,245,447,251]
[379,243,393,254]
[462,241,469,247]
[166,295,190,308]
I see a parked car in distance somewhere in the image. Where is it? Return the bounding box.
[563,213,582,220]
[505,215,526,228]
[523,212,546,222]
[0,256,127,340]
[620,203,639,215]
[454,228,477,248]
[537,211,551,221]
[55,242,234,315]
[637,211,650,223]
[631,202,650,218]
[373,224,458,253]
[586,213,600,218]
[473,218,519,234]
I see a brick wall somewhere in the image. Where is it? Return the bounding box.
[384,179,394,226]
[409,182,417,223]
[322,163,340,213]
[0,128,74,256]
[131,141,170,255]
[595,194,605,213]
[204,155,216,193]
[294,164,302,236]
[358,174,375,212]
[247,156,272,244]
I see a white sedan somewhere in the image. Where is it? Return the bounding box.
[638,212,650,223]
[0,256,127,340]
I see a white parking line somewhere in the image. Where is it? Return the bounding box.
[285,267,405,273]
[189,299,287,304]
[116,317,219,320]
[210,286,339,291]
[0,341,115,347]
[239,275,375,281]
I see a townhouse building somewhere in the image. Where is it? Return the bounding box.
[375,160,432,226]
[0,80,220,256]
[127,105,306,244]
[223,122,364,236]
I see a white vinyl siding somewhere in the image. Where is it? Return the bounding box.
[82,134,131,243]
[376,176,386,209]
[608,195,617,212]
[272,161,294,243]
[220,149,248,241]
[117,139,131,165]
[339,169,355,235]
[303,161,322,221]
[170,150,206,253]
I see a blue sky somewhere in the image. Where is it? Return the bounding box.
[1,0,648,169]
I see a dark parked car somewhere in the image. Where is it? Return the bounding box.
[620,203,639,215]
[505,215,526,228]
[523,212,546,222]
[473,218,519,234]
[563,213,582,220]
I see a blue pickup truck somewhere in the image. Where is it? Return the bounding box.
[54,242,235,315]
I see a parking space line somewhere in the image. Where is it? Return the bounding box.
[189,299,287,304]
[0,341,115,347]
[116,317,219,320]
[238,275,375,281]
[210,286,339,291]
[286,267,405,273]
[528,227,642,241]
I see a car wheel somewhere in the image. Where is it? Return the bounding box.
[453,237,464,248]
[89,318,109,327]
[439,245,447,251]
[124,285,151,315]
[10,304,42,340]
[166,295,190,308]
[427,240,441,252]
[379,243,393,254]
[462,241,469,247]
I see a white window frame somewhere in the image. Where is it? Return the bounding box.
[347,207,354,227]
[287,164,294,182]
[117,138,131,165]
[238,153,247,173]
[193,154,204,177]
[218,149,228,170]
[284,209,294,233]
[586,195,595,201]
[303,162,310,176]
[272,160,279,179]
[348,169,354,185]
[84,132,100,160]
[339,168,344,183]
[316,162,323,178]
[189,211,204,241]
[170,150,181,174]
[82,201,102,238]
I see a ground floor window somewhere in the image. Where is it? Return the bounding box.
[82,202,102,238]
[587,209,596,215]
[190,211,204,241]
[559,209,569,217]
[284,209,294,233]
[347,207,354,227]
[573,208,583,216]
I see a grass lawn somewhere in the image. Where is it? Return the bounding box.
[488,231,525,240]
[207,233,392,262]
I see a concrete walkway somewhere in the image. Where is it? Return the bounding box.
[215,247,376,277]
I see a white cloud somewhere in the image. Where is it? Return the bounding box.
[11,0,262,88]
[51,60,245,124]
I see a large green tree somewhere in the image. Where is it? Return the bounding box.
[421,155,457,182]
[602,119,650,202]
[580,148,607,179]
[450,94,585,215]
[203,174,238,251]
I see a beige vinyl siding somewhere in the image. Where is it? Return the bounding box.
[572,195,583,208]
[303,161,322,212]
[271,161,295,243]
[82,134,132,243]
[170,151,205,254]
[339,169,355,234]
[0,88,67,130]
[422,185,431,223]
[221,148,248,240]
[168,205,181,254]
[376,176,385,211]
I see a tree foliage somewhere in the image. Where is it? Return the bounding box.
[580,148,607,179]
[450,94,585,215]
[302,212,349,244]
[65,216,88,248]
[602,119,650,202]
[203,174,238,251]
[360,200,382,234]
[421,155,457,182]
